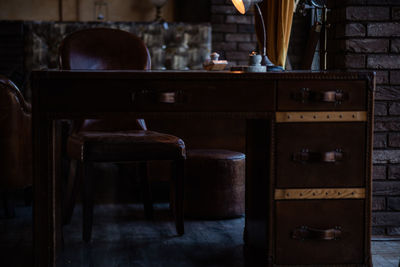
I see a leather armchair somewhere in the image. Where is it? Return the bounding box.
[0,75,32,190]
[0,75,32,217]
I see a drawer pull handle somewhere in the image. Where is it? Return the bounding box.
[322,90,345,103]
[158,92,176,104]
[292,226,342,241]
[294,88,347,104]
[293,149,344,163]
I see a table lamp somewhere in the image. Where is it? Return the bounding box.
[231,0,274,70]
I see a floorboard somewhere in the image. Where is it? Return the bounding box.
[0,204,399,267]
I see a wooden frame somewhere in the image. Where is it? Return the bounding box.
[31,71,374,267]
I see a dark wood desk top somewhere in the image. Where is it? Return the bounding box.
[32,69,374,81]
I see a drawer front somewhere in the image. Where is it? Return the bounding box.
[132,80,275,112]
[276,123,366,188]
[42,79,275,113]
[277,80,366,111]
[275,199,365,265]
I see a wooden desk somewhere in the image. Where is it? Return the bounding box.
[31,71,374,267]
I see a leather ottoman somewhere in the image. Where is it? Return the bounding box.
[184,149,245,219]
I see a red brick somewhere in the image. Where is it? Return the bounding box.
[336,0,366,5]
[372,227,385,235]
[389,165,400,180]
[375,71,389,84]
[375,118,400,132]
[373,197,386,211]
[374,165,387,180]
[212,0,226,4]
[368,22,400,37]
[388,197,400,211]
[387,227,400,235]
[375,101,388,116]
[372,212,400,226]
[389,102,400,115]
[226,15,253,24]
[344,54,366,68]
[346,23,366,37]
[211,15,225,24]
[238,42,256,52]
[346,7,390,21]
[391,39,400,53]
[374,149,400,164]
[212,33,224,42]
[368,55,400,69]
[389,133,400,147]
[225,51,249,60]
[367,0,400,5]
[237,24,255,33]
[393,7,400,20]
[212,24,237,33]
[376,86,400,100]
[211,5,236,14]
[374,133,388,148]
[390,71,400,84]
[251,33,258,42]
[346,39,389,53]
[225,33,251,42]
[373,181,400,195]
[212,42,237,51]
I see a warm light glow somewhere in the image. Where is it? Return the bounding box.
[231,0,246,14]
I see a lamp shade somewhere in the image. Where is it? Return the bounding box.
[231,0,261,14]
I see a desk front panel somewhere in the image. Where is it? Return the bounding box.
[37,78,275,113]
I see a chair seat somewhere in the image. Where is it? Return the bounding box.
[67,130,186,162]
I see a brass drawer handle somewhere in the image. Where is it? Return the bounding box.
[293,88,348,105]
[292,226,342,241]
[322,90,345,103]
[158,92,176,104]
[293,149,344,163]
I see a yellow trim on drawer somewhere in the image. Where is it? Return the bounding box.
[276,111,367,123]
[274,188,366,200]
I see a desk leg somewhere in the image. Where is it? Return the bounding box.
[33,115,58,267]
[244,119,273,265]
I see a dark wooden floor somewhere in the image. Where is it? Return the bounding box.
[1,203,399,267]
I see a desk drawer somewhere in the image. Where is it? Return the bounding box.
[276,123,366,188]
[275,199,365,265]
[277,80,366,111]
[132,80,275,112]
[41,79,275,113]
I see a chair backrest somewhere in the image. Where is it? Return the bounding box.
[58,28,150,132]
[0,75,32,189]
[59,28,151,70]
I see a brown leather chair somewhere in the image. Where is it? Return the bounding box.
[59,28,185,242]
[0,75,32,217]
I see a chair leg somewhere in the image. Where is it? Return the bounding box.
[63,160,80,225]
[82,162,94,243]
[139,162,153,220]
[171,159,185,236]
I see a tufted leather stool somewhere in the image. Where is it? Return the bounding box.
[184,149,245,219]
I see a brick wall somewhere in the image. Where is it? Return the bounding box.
[329,0,400,235]
[210,0,310,69]
[211,0,257,67]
